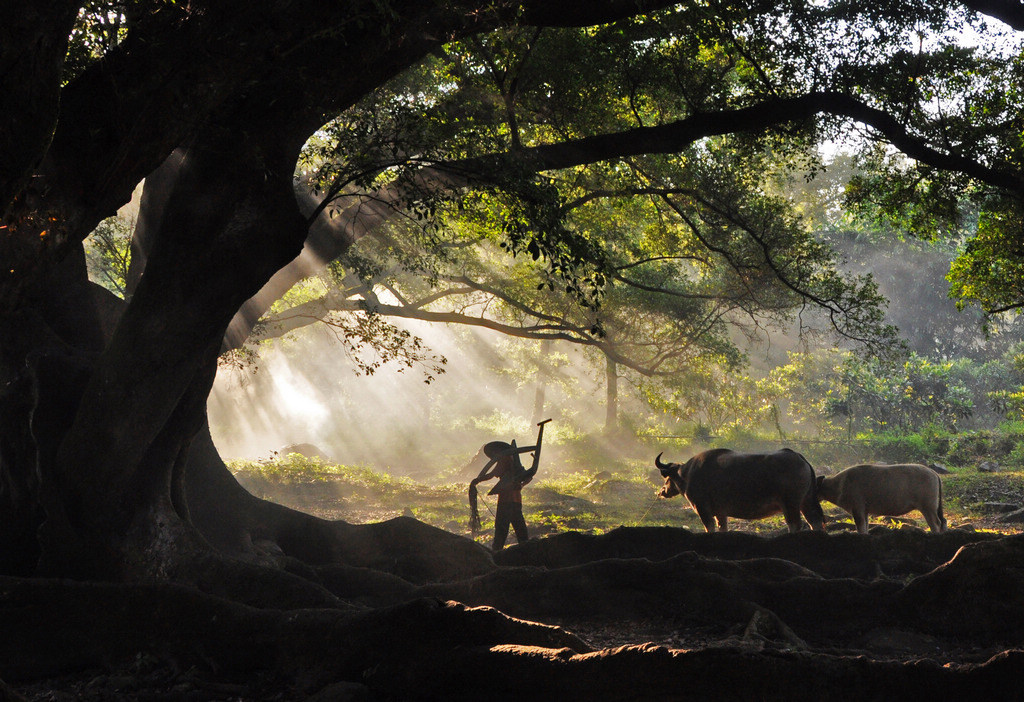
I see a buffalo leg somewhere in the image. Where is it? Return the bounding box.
[801,495,825,532]
[715,515,728,532]
[694,507,716,533]
[783,506,803,533]
[922,508,943,533]
[853,511,869,534]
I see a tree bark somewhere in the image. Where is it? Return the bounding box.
[35,120,311,579]
[0,2,78,214]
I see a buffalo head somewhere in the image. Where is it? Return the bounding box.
[655,452,685,499]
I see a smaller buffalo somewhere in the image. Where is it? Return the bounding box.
[655,448,824,533]
[816,463,946,534]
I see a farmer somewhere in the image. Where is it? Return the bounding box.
[470,441,533,549]
[468,419,551,550]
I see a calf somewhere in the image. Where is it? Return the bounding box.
[815,463,946,534]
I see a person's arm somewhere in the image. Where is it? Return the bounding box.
[521,454,538,485]
[472,458,498,485]
[521,417,550,486]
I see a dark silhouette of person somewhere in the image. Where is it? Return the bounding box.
[471,439,536,550]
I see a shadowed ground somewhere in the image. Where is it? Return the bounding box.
[4,523,1024,700]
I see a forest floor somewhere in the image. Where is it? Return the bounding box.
[230,454,1024,542]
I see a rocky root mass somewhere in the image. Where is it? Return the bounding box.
[3,522,1024,700]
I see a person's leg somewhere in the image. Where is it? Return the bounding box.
[492,501,512,550]
[510,506,529,544]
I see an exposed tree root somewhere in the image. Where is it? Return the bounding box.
[368,643,1024,702]
[10,418,1024,702]
[495,525,1002,579]
[185,427,497,584]
[897,534,1024,637]
[2,572,1022,701]
[0,577,586,685]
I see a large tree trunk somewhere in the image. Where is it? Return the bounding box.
[0,16,486,583]
[0,237,124,576]
[32,123,313,580]
[0,135,494,584]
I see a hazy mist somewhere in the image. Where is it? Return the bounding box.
[207,314,614,478]
[206,235,1011,480]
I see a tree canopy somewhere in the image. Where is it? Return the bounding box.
[223,21,909,406]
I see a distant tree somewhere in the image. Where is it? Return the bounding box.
[84,213,134,299]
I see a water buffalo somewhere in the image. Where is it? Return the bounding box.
[816,463,946,534]
[655,448,825,533]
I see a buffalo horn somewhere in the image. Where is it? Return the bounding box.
[655,452,672,475]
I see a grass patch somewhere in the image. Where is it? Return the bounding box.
[942,468,1024,513]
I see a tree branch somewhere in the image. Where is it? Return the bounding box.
[237,89,1019,346]
[959,0,1024,30]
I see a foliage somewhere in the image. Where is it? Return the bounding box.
[446,410,536,445]
[84,213,133,298]
[949,198,1024,317]
[228,454,422,499]
[64,2,131,82]
[759,349,977,437]
[254,16,910,413]
[835,26,1024,321]
[238,277,449,381]
[614,336,1024,451]
[229,453,391,484]
[854,431,939,464]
